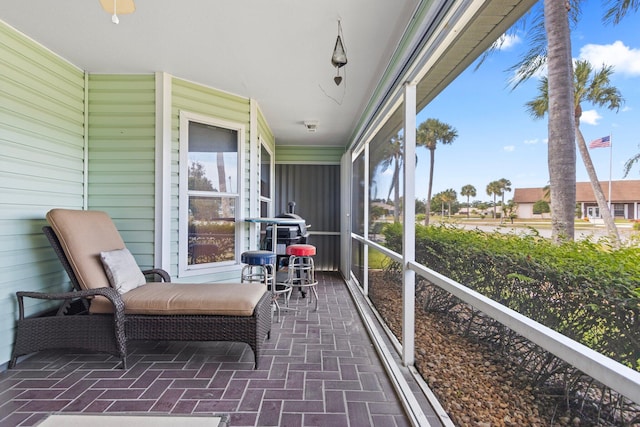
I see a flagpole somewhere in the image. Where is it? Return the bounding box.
[608,133,612,213]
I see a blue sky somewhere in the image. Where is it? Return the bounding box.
[413,2,640,202]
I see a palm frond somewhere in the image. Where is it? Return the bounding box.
[602,0,640,24]
[623,151,640,177]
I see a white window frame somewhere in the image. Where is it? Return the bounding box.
[178,111,245,277]
[259,139,274,218]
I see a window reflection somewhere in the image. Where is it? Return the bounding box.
[184,120,239,268]
[188,197,236,265]
[369,129,404,249]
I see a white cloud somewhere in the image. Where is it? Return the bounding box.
[523,138,539,145]
[578,41,640,76]
[580,109,602,125]
[622,105,632,112]
[493,33,521,51]
[504,145,515,152]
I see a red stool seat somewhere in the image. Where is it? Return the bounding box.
[286,244,316,257]
[283,244,318,312]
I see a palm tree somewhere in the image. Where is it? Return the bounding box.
[526,59,622,245]
[479,0,637,242]
[497,178,512,223]
[441,188,457,218]
[376,134,404,222]
[486,180,502,219]
[543,0,577,243]
[481,0,577,238]
[460,184,476,218]
[416,118,458,226]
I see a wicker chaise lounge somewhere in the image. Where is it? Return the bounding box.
[10,209,271,369]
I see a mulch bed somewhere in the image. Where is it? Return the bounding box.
[367,271,575,427]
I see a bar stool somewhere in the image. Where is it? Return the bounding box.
[241,250,289,322]
[284,244,318,311]
[240,250,276,286]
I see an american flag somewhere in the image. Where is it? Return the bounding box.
[588,135,611,149]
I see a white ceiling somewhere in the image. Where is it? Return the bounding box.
[2,1,537,150]
[1,0,420,147]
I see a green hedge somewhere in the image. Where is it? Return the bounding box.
[383,222,640,370]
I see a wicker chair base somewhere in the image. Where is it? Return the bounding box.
[10,292,271,370]
[124,291,272,368]
[10,314,122,369]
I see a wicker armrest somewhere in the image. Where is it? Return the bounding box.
[142,268,171,282]
[12,287,128,369]
[16,287,124,321]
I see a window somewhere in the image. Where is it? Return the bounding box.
[613,203,624,218]
[179,112,244,276]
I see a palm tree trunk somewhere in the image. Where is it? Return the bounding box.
[424,148,435,226]
[217,152,229,217]
[394,168,400,223]
[386,155,401,223]
[575,127,621,245]
[466,196,470,219]
[493,195,497,219]
[545,0,576,242]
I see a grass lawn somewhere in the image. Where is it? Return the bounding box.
[367,246,390,269]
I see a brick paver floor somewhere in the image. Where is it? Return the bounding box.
[0,272,439,426]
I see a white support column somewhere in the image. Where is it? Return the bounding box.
[249,100,259,249]
[340,152,353,277]
[154,72,172,272]
[402,82,416,366]
[363,143,370,296]
[83,73,89,209]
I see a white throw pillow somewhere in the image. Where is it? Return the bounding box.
[99,248,146,294]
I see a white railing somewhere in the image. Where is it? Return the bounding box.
[351,232,640,425]
[408,260,640,404]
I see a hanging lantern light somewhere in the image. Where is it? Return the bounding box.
[331,20,347,85]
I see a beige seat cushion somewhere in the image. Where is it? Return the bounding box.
[47,209,126,291]
[90,282,266,316]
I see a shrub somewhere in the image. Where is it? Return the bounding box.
[533,199,550,215]
[383,223,640,370]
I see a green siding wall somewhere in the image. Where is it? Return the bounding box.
[171,78,252,281]
[87,74,156,269]
[275,145,344,164]
[0,21,286,366]
[0,22,86,365]
[257,106,274,151]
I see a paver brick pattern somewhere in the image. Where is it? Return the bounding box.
[0,272,413,427]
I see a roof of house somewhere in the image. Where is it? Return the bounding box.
[513,180,640,203]
[513,187,546,204]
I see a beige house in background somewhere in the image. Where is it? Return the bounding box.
[513,180,640,220]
